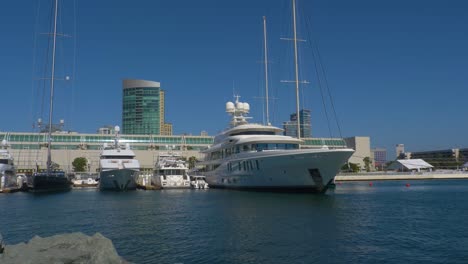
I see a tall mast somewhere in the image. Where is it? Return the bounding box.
[292,0,301,139]
[47,0,59,172]
[263,16,270,126]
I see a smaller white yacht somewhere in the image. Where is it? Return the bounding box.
[0,140,17,191]
[190,175,209,189]
[72,174,99,188]
[99,126,140,191]
[154,153,191,189]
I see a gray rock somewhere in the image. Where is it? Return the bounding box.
[0,232,128,264]
[0,232,4,254]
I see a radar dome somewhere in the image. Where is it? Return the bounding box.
[226,102,235,113]
[236,102,244,111]
[114,126,120,132]
[243,102,250,112]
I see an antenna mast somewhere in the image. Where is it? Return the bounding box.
[47,0,59,172]
[263,16,270,126]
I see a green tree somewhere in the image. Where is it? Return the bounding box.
[51,161,60,170]
[341,162,360,173]
[188,156,197,169]
[363,157,371,172]
[72,157,87,172]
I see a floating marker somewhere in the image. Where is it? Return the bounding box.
[369,182,373,187]
[406,183,410,187]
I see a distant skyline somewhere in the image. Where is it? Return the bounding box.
[0,0,467,153]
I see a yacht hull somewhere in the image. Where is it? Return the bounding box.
[29,172,72,193]
[99,169,138,191]
[205,148,353,193]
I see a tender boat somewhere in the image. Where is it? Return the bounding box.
[190,175,209,189]
[72,174,99,188]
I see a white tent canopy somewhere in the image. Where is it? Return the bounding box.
[387,159,433,171]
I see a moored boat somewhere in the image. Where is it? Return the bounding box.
[0,140,19,192]
[200,98,354,193]
[99,126,140,191]
[28,0,71,193]
[154,153,191,189]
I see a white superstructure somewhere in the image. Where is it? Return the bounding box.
[99,126,140,191]
[154,152,191,188]
[200,97,354,193]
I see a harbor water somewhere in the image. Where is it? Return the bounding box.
[1,180,468,263]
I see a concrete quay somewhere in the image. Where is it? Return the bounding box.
[335,172,468,181]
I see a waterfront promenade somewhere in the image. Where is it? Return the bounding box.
[335,171,468,181]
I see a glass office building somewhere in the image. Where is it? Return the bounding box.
[122,79,172,135]
[283,109,312,138]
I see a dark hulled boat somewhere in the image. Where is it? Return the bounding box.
[29,171,71,193]
[28,0,71,193]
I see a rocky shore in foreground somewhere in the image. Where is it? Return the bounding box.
[0,232,128,264]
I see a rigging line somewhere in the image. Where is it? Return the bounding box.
[69,0,77,132]
[30,0,42,130]
[301,10,333,138]
[40,1,56,124]
[316,49,343,138]
[57,0,70,131]
[302,9,343,139]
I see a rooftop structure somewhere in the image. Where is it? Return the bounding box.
[387,159,433,172]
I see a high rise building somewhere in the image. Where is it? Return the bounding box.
[122,79,172,135]
[283,109,312,138]
[396,144,405,158]
[371,148,387,169]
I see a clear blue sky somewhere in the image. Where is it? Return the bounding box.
[0,0,467,155]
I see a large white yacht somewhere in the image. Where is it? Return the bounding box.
[154,153,191,189]
[99,126,140,191]
[0,140,17,190]
[200,98,354,193]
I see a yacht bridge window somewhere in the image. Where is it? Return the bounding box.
[238,143,299,152]
[164,169,185,175]
[230,131,275,136]
[101,155,134,159]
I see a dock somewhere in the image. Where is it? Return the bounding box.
[136,184,161,190]
[335,172,468,181]
[0,187,22,193]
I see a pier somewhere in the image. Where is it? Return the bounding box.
[335,171,468,181]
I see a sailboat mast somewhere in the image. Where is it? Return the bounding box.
[263,16,270,126]
[47,0,59,171]
[292,0,301,139]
